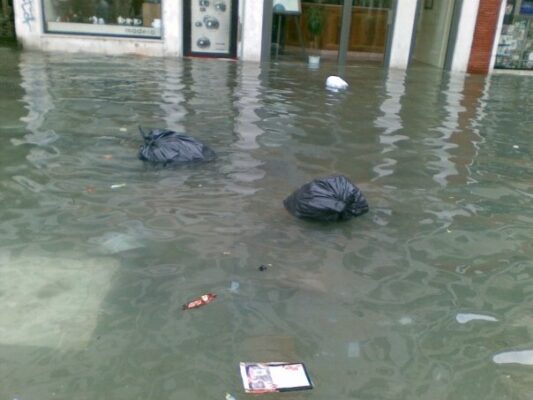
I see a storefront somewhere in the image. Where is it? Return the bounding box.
[265,0,481,72]
[495,0,533,70]
[13,0,484,73]
[13,0,265,61]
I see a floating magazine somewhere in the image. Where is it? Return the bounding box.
[239,362,313,393]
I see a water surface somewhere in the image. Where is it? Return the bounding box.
[0,48,532,400]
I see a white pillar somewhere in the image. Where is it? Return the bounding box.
[489,0,506,73]
[13,0,43,49]
[388,0,418,69]
[240,0,264,62]
[449,0,480,72]
[163,0,182,56]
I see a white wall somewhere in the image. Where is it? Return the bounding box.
[388,0,418,69]
[163,0,182,56]
[240,0,264,62]
[14,0,43,49]
[40,36,167,57]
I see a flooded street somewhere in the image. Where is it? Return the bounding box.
[0,47,532,400]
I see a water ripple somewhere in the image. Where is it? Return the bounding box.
[0,52,532,399]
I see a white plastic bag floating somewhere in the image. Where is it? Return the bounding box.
[326,76,349,91]
[456,313,498,324]
[493,350,533,365]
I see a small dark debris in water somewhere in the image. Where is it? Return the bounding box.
[259,265,268,272]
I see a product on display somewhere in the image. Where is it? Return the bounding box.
[496,9,533,70]
[204,16,220,29]
[197,37,211,48]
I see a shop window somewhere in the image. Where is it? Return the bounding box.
[496,0,533,70]
[42,0,162,38]
[282,0,390,55]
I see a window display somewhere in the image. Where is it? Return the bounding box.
[42,0,162,38]
[183,0,238,57]
[496,0,533,70]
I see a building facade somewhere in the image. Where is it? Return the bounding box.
[11,0,532,73]
[13,0,266,61]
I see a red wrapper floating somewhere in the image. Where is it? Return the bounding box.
[182,293,217,310]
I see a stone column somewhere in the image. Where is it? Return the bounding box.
[13,0,43,49]
[387,0,417,69]
[163,0,182,56]
[240,0,263,62]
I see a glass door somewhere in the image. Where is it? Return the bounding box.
[275,0,392,64]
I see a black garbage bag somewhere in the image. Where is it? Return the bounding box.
[138,127,216,164]
[283,175,369,222]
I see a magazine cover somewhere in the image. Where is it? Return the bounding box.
[239,362,313,393]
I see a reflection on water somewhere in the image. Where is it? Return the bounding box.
[0,48,532,400]
[426,74,463,187]
[373,68,408,181]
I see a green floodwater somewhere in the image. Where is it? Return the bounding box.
[0,47,532,400]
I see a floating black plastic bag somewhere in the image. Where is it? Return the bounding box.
[138,127,216,164]
[283,175,369,222]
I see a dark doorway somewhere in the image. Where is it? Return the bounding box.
[1,0,15,40]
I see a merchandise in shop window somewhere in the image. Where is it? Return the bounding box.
[521,1,533,15]
[496,0,533,70]
[215,1,227,12]
[204,15,220,29]
[197,37,211,48]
